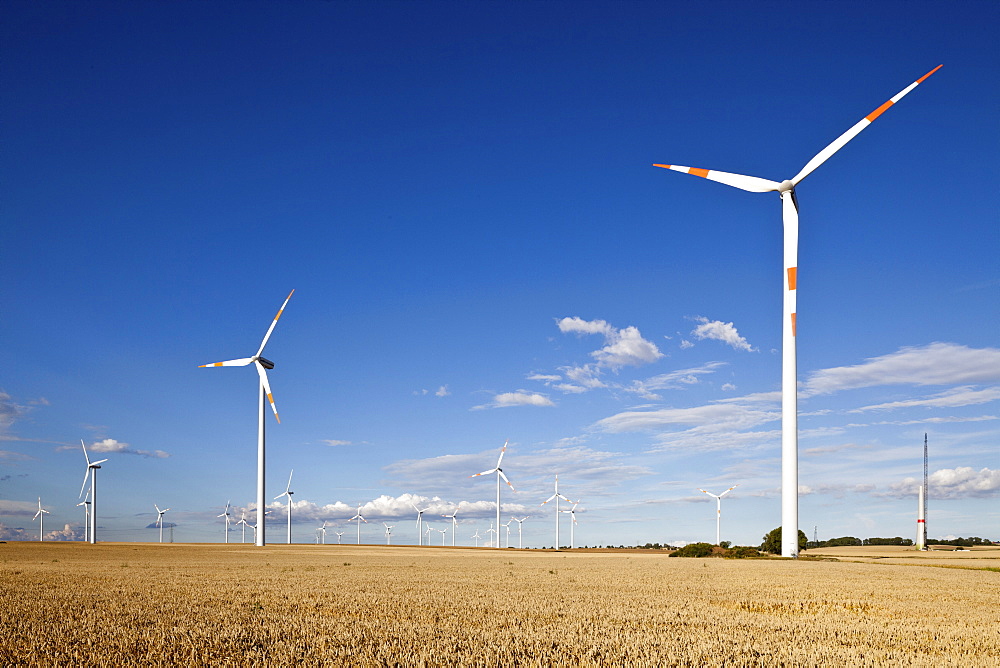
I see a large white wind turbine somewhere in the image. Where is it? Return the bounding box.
[511,516,529,549]
[274,469,294,544]
[154,504,170,544]
[410,501,430,546]
[33,497,50,541]
[699,485,739,546]
[541,475,571,551]
[470,440,515,549]
[655,66,941,557]
[217,501,232,544]
[350,505,367,544]
[79,439,108,544]
[200,289,294,547]
[441,508,459,546]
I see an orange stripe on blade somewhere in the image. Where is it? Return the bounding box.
[917,64,943,83]
[652,164,672,169]
[689,168,710,178]
[866,100,894,122]
[213,362,224,367]
[787,267,797,291]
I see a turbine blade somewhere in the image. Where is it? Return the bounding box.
[496,440,508,467]
[791,65,942,186]
[199,358,255,368]
[498,470,514,491]
[285,469,294,493]
[80,439,91,466]
[471,468,496,478]
[91,458,108,466]
[79,470,90,498]
[653,164,780,193]
[256,362,280,423]
[541,494,556,505]
[256,289,295,358]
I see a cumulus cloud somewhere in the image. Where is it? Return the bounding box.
[249,493,530,524]
[472,391,555,410]
[57,439,170,459]
[44,524,85,541]
[803,343,1000,396]
[690,317,756,352]
[435,385,450,397]
[0,523,29,540]
[886,467,1000,499]
[557,317,663,370]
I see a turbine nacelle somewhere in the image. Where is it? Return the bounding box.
[257,356,275,370]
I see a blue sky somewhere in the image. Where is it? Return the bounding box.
[2,0,997,547]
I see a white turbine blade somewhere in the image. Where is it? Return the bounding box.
[699,489,720,499]
[199,358,254,368]
[79,470,90,499]
[256,289,295,358]
[471,467,497,478]
[285,469,294,493]
[719,484,740,498]
[155,504,161,514]
[255,362,280,423]
[498,470,514,491]
[791,65,942,186]
[653,164,780,193]
[496,440,508,467]
[541,494,557,505]
[80,439,91,466]
[91,458,108,466]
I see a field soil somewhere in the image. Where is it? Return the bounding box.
[1,542,997,666]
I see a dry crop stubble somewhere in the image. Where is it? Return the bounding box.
[1,542,997,666]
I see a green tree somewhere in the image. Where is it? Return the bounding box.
[760,527,808,554]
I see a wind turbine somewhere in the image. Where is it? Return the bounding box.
[78,439,108,544]
[561,502,580,549]
[436,528,448,545]
[317,521,328,545]
[349,505,367,544]
[236,512,249,544]
[471,529,481,547]
[441,508,459,547]
[410,501,430,546]
[699,485,739,546]
[383,522,394,545]
[335,530,345,545]
[424,524,434,546]
[33,497,50,541]
[200,289,294,547]
[76,495,90,543]
[217,501,232,544]
[470,440,515,549]
[485,522,496,549]
[274,469,294,544]
[501,520,512,548]
[654,66,941,557]
[511,516,529,549]
[541,475,571,551]
[154,504,170,544]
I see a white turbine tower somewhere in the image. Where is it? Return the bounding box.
[441,508,459,547]
[154,504,170,544]
[424,524,434,545]
[655,66,941,557]
[470,440,515,549]
[33,497,50,541]
[200,289,294,547]
[437,528,448,545]
[217,501,232,543]
[350,505,367,544]
[274,469,294,544]
[383,522,394,545]
[485,522,496,548]
[78,439,108,544]
[317,521,328,545]
[501,520,512,548]
[541,475,571,551]
[699,485,739,546]
[250,509,271,544]
[335,530,345,545]
[410,501,430,546]
[511,516,529,549]
[76,495,90,543]
[560,502,580,549]
[471,529,482,547]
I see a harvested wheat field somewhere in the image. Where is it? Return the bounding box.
[1,542,997,666]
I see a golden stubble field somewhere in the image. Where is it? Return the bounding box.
[1,542,997,666]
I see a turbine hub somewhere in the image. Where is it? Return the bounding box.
[778,180,795,193]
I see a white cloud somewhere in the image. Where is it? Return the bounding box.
[803,343,1000,396]
[886,467,1000,499]
[44,523,85,541]
[850,386,1000,412]
[557,317,614,337]
[0,500,39,516]
[0,523,29,540]
[557,317,663,371]
[320,439,352,447]
[473,391,555,410]
[596,401,778,435]
[690,317,755,352]
[624,362,728,399]
[435,385,450,397]
[59,439,170,459]
[527,373,561,383]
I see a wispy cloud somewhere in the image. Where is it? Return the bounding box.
[850,386,1000,412]
[802,343,1000,396]
[57,439,170,459]
[319,439,353,447]
[472,390,555,410]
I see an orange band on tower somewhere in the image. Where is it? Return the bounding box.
[787,267,797,290]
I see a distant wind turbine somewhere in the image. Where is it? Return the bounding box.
[350,505,367,544]
[317,521,328,545]
[200,289,294,547]
[471,529,482,548]
[217,501,232,544]
[410,501,430,546]
[335,530,345,545]
[561,501,580,549]
[236,512,249,544]
[541,475,572,551]
[33,497,50,541]
[274,469,294,544]
[441,508,459,547]
[154,504,170,544]
[471,440,515,549]
[655,66,941,557]
[501,520,512,548]
[511,516,529,549]
[699,485,739,546]
[485,522,496,549]
[437,528,447,545]
[383,522,394,545]
[76,494,91,543]
[79,439,108,544]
